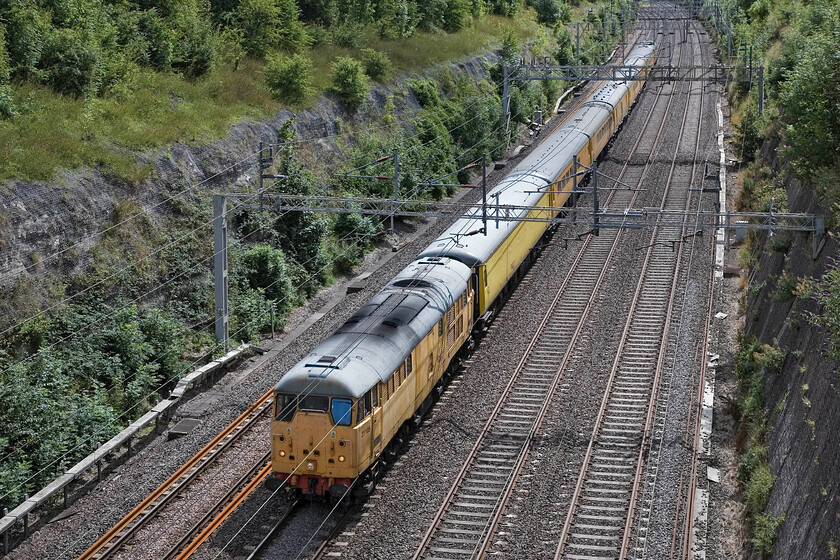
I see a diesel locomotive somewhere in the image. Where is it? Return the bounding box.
[266,41,656,499]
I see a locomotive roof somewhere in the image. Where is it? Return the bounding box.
[274,257,472,399]
[417,41,656,267]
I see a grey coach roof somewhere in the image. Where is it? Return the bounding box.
[418,41,656,268]
[274,258,472,399]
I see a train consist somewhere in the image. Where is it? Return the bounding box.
[266,41,657,499]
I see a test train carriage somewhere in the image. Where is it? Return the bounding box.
[267,42,656,499]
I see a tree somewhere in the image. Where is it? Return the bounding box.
[779,15,840,182]
[39,28,100,97]
[331,57,369,108]
[0,24,16,118]
[233,0,310,57]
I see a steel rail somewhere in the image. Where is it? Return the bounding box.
[77,389,274,560]
[171,459,273,560]
[553,14,707,559]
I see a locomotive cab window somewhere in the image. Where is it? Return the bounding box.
[275,393,297,421]
[331,398,353,426]
[299,395,329,412]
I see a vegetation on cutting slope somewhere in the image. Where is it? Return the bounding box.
[704,0,840,217]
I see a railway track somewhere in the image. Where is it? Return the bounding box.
[407,22,704,560]
[554,18,711,560]
[77,391,274,560]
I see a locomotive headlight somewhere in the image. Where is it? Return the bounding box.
[307,462,315,471]
[279,450,286,457]
[338,455,346,462]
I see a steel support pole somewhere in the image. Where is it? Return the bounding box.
[576,23,581,67]
[502,66,510,142]
[482,154,487,235]
[593,161,599,236]
[213,194,229,351]
[758,66,764,115]
[391,149,399,234]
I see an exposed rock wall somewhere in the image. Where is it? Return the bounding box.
[743,137,840,558]
[0,55,495,289]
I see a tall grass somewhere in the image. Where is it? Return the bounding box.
[0,13,537,183]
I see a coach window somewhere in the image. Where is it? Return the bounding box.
[275,393,297,422]
[331,398,353,426]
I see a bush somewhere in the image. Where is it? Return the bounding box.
[361,48,391,80]
[39,28,100,97]
[236,244,298,312]
[532,0,561,24]
[265,53,312,102]
[408,78,440,107]
[331,57,369,108]
[333,212,380,248]
[234,0,310,57]
[752,513,785,556]
[1,0,51,79]
[331,23,364,48]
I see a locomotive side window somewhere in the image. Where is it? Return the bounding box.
[331,398,353,426]
[299,395,329,412]
[372,386,378,408]
[438,319,444,337]
[275,393,297,421]
[364,390,372,413]
[406,355,413,374]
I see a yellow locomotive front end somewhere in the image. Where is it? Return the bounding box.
[269,392,359,497]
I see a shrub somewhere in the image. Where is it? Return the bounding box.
[361,48,391,80]
[408,77,440,107]
[39,28,100,98]
[752,512,785,556]
[331,23,364,48]
[805,256,840,361]
[331,57,369,108]
[265,53,312,102]
[771,272,798,302]
[333,212,379,248]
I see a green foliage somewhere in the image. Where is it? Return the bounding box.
[804,257,840,362]
[265,53,313,102]
[531,0,561,24]
[771,272,798,302]
[733,336,782,556]
[408,77,440,107]
[0,301,190,511]
[360,48,391,80]
[331,22,365,48]
[754,341,786,373]
[752,512,785,556]
[331,56,369,107]
[40,27,100,98]
[778,10,840,183]
[233,0,311,57]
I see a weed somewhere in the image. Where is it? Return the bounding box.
[751,512,785,557]
[771,272,798,302]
